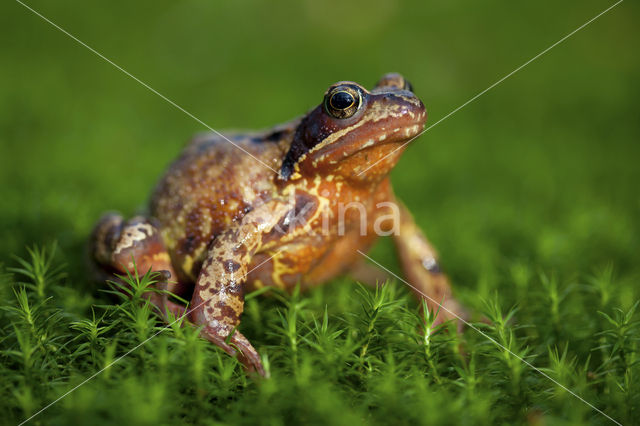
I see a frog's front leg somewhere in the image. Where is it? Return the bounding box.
[188,201,291,376]
[392,202,468,327]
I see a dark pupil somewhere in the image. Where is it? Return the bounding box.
[331,91,354,110]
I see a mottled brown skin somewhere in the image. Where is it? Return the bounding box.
[91,73,466,375]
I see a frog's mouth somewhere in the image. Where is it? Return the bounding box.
[356,123,425,153]
[306,115,426,180]
[321,119,426,163]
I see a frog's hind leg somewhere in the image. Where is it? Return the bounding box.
[91,212,185,318]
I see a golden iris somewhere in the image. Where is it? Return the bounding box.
[325,86,361,119]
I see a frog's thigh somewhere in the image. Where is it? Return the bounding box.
[392,202,468,324]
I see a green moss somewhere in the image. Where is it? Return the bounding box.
[1,246,638,425]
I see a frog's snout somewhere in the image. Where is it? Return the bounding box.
[407,96,427,129]
[371,87,427,143]
[400,102,427,140]
[371,73,427,133]
[379,91,427,137]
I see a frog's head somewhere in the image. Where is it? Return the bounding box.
[280,73,426,184]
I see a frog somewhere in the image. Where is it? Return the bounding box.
[90,73,466,375]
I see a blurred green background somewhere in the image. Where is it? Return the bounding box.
[1,0,639,424]
[1,0,638,283]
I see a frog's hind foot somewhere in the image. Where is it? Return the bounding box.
[90,212,185,319]
[91,212,125,268]
[91,213,174,275]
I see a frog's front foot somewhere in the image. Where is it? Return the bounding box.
[189,284,265,375]
[224,331,264,376]
[193,314,265,375]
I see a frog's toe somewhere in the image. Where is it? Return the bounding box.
[230,333,265,377]
[198,325,265,376]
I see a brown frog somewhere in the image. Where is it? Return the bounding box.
[91,73,466,375]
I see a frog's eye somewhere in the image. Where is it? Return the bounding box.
[324,86,362,119]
